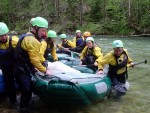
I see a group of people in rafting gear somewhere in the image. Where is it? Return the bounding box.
[0,16,135,113]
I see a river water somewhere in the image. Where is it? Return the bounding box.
[0,36,150,113]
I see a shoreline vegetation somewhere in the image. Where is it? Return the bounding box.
[8,30,150,38]
[1,0,149,36]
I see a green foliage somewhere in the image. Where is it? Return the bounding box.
[89,0,103,21]
[77,22,103,34]
[0,0,149,35]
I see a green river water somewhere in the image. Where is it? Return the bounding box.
[0,36,150,113]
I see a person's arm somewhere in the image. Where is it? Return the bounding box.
[50,47,58,61]
[57,43,63,50]
[68,40,75,48]
[72,37,76,47]
[80,46,87,60]
[39,40,47,63]
[22,37,46,73]
[97,52,112,71]
[94,47,103,60]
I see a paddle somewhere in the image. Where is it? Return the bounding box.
[72,64,96,67]
[127,59,147,68]
[72,60,147,68]
[134,59,147,66]
[57,44,80,56]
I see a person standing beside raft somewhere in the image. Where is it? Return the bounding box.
[14,17,51,113]
[0,22,19,108]
[97,40,134,100]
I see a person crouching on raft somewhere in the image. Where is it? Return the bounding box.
[57,34,75,55]
[79,37,103,71]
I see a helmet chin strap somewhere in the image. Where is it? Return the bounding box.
[35,27,40,41]
[31,26,40,41]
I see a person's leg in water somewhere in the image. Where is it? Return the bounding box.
[15,67,32,113]
[2,67,17,108]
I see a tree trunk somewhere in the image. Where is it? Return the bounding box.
[128,0,142,34]
[79,0,83,26]
[55,0,60,24]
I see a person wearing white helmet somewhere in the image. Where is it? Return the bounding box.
[80,37,103,71]
[69,31,91,53]
[0,22,19,108]
[72,30,84,47]
[96,40,134,100]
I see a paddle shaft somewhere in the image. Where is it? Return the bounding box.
[73,60,147,68]
[134,59,147,66]
[57,45,80,56]
[72,64,96,67]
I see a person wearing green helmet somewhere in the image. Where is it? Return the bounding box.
[80,37,103,71]
[73,30,84,47]
[14,17,51,113]
[0,22,19,108]
[96,40,134,100]
[40,30,58,64]
[57,33,75,55]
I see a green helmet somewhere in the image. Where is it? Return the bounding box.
[30,18,35,25]
[112,40,123,48]
[47,30,57,38]
[0,22,9,36]
[76,30,81,33]
[86,37,94,42]
[60,34,67,39]
[31,17,48,28]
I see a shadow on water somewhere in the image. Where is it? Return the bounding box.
[0,36,150,113]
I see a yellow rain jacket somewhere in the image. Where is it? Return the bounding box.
[73,36,84,47]
[97,49,133,75]
[40,40,58,62]
[58,40,75,49]
[80,46,103,61]
[0,35,19,49]
[20,32,46,73]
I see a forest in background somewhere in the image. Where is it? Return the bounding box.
[0,0,150,35]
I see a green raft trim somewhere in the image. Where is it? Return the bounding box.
[32,73,111,106]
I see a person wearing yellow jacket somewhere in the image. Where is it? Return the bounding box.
[0,22,19,108]
[80,37,103,71]
[73,30,84,47]
[57,34,75,55]
[40,30,58,64]
[69,31,91,53]
[14,17,50,113]
[97,40,134,100]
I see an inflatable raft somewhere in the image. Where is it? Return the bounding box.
[47,53,70,62]
[32,62,111,105]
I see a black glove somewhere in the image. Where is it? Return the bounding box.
[42,60,48,68]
